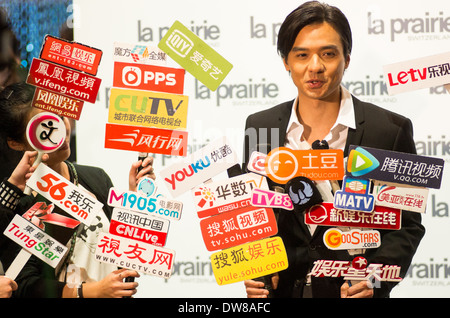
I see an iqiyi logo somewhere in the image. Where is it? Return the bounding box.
[347,147,380,177]
[367,11,450,41]
[166,29,194,57]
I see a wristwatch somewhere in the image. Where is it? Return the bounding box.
[76,282,85,298]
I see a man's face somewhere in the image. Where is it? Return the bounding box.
[283,22,349,102]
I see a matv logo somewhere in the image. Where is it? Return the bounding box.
[347,147,379,177]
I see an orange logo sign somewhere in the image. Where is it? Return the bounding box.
[265,147,344,184]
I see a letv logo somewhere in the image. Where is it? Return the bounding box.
[347,147,380,177]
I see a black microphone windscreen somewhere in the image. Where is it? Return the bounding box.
[311,140,329,150]
[285,176,323,213]
[227,163,243,178]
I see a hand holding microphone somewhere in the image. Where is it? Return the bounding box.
[311,140,341,194]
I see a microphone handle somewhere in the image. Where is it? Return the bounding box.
[122,276,134,299]
[254,275,274,298]
[137,152,148,172]
[123,152,147,298]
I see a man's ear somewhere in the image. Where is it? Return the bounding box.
[282,56,290,72]
[345,54,351,69]
[7,139,25,151]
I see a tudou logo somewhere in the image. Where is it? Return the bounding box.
[164,156,211,190]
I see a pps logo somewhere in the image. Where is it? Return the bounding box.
[122,66,141,86]
[166,29,194,58]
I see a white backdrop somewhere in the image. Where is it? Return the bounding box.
[73,0,450,297]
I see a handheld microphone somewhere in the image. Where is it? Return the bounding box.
[254,275,275,298]
[137,152,148,173]
[285,176,323,213]
[311,140,340,194]
[123,152,150,296]
[227,163,243,178]
[311,139,329,149]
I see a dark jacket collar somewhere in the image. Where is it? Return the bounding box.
[277,96,365,157]
[344,95,365,157]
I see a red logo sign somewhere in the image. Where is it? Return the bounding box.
[113,61,185,94]
[40,35,103,75]
[305,202,401,230]
[247,151,267,176]
[104,123,188,156]
[26,58,101,103]
[32,88,84,120]
[200,206,277,251]
[109,209,169,247]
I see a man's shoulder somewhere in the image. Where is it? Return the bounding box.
[246,100,293,125]
[352,95,410,123]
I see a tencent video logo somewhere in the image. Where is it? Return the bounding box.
[347,147,380,177]
[346,145,444,189]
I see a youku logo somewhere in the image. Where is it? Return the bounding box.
[367,11,450,41]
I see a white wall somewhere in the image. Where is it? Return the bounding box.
[73,0,450,297]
